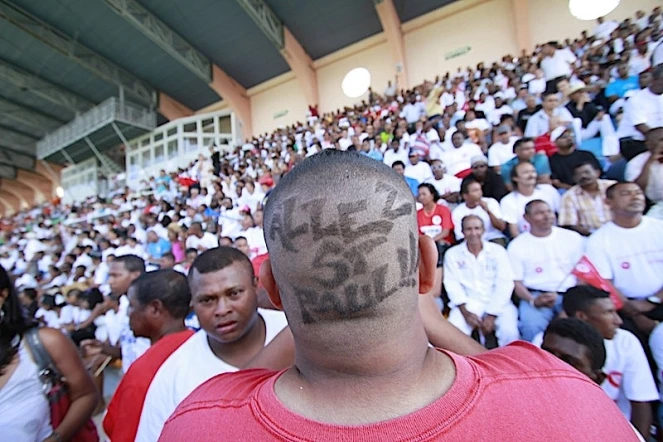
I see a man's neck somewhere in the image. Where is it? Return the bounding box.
[465,200,479,209]
[581,181,599,193]
[206,313,266,367]
[151,320,188,344]
[557,147,574,156]
[466,241,483,256]
[530,227,553,238]
[517,184,536,197]
[612,213,643,229]
[275,317,454,425]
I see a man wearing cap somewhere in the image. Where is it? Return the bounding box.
[549,127,602,189]
[425,159,461,206]
[405,151,433,184]
[500,138,552,188]
[488,125,518,174]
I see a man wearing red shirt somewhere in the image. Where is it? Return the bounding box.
[160,151,636,441]
[103,270,193,442]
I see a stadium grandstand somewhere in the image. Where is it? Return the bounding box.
[1,0,663,440]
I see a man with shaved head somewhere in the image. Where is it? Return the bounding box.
[160,150,635,441]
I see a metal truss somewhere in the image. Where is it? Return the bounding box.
[0,126,37,147]
[0,145,36,170]
[104,0,211,82]
[0,164,16,179]
[0,59,94,115]
[0,0,156,106]
[236,0,284,49]
[0,96,62,135]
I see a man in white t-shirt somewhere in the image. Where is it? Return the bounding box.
[134,247,288,442]
[488,125,518,173]
[440,131,483,177]
[525,92,574,138]
[500,161,560,237]
[540,42,576,84]
[616,65,663,161]
[405,151,433,184]
[585,182,663,338]
[185,222,219,252]
[507,200,584,341]
[444,215,518,347]
[425,159,461,206]
[625,127,663,217]
[563,286,657,439]
[452,177,506,242]
[383,139,409,168]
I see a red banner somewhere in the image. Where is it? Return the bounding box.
[571,255,623,310]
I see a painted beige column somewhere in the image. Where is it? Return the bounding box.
[374,0,409,87]
[209,65,253,139]
[511,0,533,53]
[158,92,194,121]
[281,28,319,107]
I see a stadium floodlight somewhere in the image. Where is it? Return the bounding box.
[568,0,619,21]
[55,186,64,198]
[342,68,371,98]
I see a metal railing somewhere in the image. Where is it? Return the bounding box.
[36,97,157,159]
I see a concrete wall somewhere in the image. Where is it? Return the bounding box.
[249,74,309,137]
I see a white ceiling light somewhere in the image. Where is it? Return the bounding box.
[55,186,64,198]
[342,67,371,98]
[568,0,620,21]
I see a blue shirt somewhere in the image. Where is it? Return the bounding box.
[360,150,384,161]
[404,176,420,196]
[605,77,639,98]
[146,238,171,260]
[501,154,552,185]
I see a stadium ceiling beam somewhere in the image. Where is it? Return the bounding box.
[373,0,409,87]
[236,0,319,106]
[104,0,212,83]
[158,92,193,120]
[1,180,34,207]
[0,0,156,106]
[0,194,12,217]
[0,190,21,213]
[0,164,17,180]
[0,58,94,115]
[0,96,64,135]
[0,144,37,171]
[16,169,51,203]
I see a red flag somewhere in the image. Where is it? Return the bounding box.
[571,255,623,310]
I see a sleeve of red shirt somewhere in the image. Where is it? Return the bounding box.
[102,382,143,442]
[439,205,453,230]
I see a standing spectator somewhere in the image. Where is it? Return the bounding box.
[466,155,509,201]
[488,125,518,174]
[625,127,663,218]
[539,42,576,90]
[400,95,426,132]
[549,127,602,189]
[452,177,507,244]
[501,162,560,237]
[500,138,552,187]
[563,286,657,439]
[508,200,585,341]
[558,162,616,235]
[444,215,518,346]
[616,64,663,161]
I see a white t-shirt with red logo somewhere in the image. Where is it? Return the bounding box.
[585,217,663,299]
[500,185,561,234]
[507,227,584,292]
[602,329,658,420]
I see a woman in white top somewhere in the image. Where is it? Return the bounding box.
[0,265,98,442]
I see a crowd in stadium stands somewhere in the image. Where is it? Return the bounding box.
[1,5,663,441]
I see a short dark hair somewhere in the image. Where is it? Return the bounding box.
[544,317,606,371]
[417,183,440,202]
[511,160,532,181]
[234,236,248,243]
[162,252,175,261]
[391,160,405,169]
[113,254,146,274]
[572,161,600,172]
[562,285,610,317]
[461,214,484,230]
[130,270,191,319]
[513,137,534,153]
[460,176,480,195]
[185,248,198,255]
[189,247,254,283]
[605,181,637,200]
[524,199,548,215]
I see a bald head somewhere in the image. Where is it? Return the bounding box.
[264,150,418,328]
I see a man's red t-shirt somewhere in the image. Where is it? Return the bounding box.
[103,329,194,442]
[158,342,638,441]
[417,205,454,244]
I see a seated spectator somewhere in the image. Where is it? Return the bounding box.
[616,64,663,161]
[500,162,560,237]
[405,151,433,184]
[185,222,219,252]
[383,138,409,167]
[440,131,483,178]
[425,159,462,206]
[605,62,641,102]
[145,230,171,264]
[392,161,419,196]
[565,85,619,159]
[444,215,518,347]
[558,162,616,236]
[625,127,663,219]
[500,138,552,187]
[452,178,506,244]
[585,182,663,341]
[465,155,509,202]
[549,127,602,189]
[507,200,584,341]
[359,139,383,161]
[488,125,518,174]
[524,91,574,138]
[516,95,541,134]
[563,286,657,439]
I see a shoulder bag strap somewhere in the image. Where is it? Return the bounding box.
[24,327,61,379]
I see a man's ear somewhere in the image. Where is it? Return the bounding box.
[418,235,437,295]
[260,258,283,310]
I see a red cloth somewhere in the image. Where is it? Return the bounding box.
[159,342,637,441]
[535,133,558,157]
[103,330,194,442]
[417,205,454,244]
[571,255,624,310]
[251,253,269,289]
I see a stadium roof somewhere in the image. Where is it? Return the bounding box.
[0,0,456,174]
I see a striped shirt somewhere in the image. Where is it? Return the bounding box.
[558,179,615,233]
